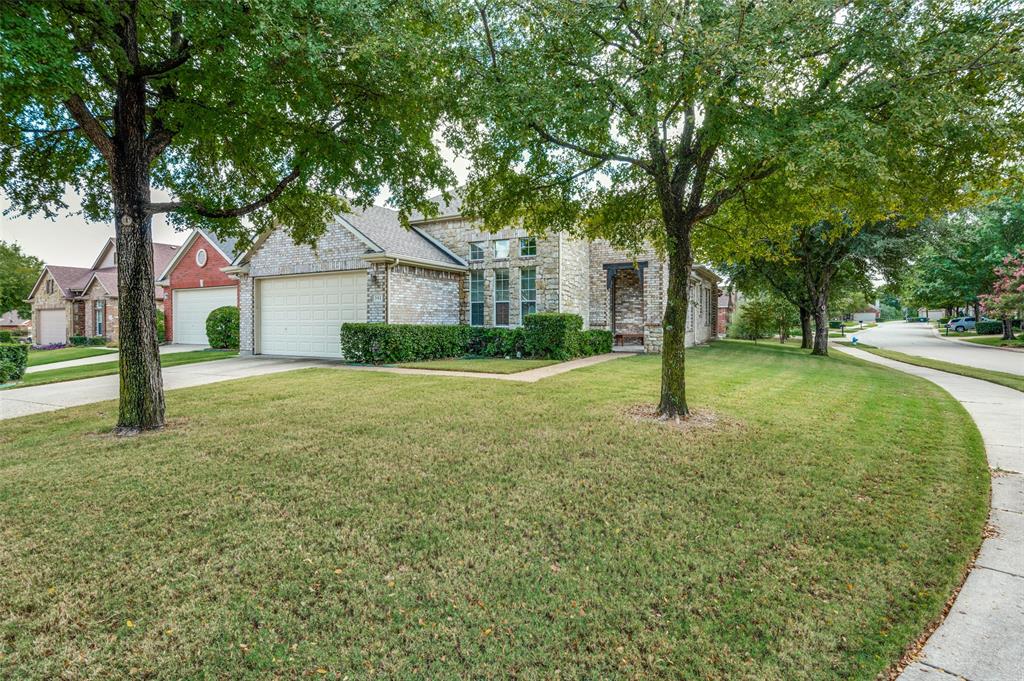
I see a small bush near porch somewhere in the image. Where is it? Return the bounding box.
[0,342,986,679]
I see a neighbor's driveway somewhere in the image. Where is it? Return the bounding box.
[1,356,332,420]
[855,321,1024,376]
[24,343,208,374]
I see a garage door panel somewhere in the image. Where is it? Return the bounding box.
[38,309,67,345]
[258,272,366,358]
[173,287,237,345]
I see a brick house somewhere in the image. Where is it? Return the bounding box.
[156,229,241,344]
[228,197,720,358]
[27,238,178,345]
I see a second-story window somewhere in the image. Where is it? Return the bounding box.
[45,279,54,294]
[494,269,510,326]
[469,242,484,261]
[494,239,510,260]
[519,237,536,257]
[521,267,536,318]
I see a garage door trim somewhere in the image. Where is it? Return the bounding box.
[172,286,237,345]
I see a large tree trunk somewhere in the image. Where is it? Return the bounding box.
[799,307,812,349]
[658,225,691,418]
[111,71,165,432]
[1003,317,1016,340]
[811,293,829,356]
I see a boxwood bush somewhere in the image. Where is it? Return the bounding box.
[69,335,108,346]
[523,313,583,360]
[0,331,12,343]
[975,320,1003,335]
[206,306,240,349]
[340,314,611,365]
[0,343,28,383]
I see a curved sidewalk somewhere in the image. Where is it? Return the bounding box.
[835,345,1023,681]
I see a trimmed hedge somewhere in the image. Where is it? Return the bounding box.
[975,321,1003,335]
[206,306,240,349]
[70,335,108,346]
[0,343,28,383]
[156,309,166,343]
[341,314,612,365]
[341,323,473,364]
[524,313,583,360]
[0,331,12,343]
[581,329,613,355]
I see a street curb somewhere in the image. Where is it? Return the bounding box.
[929,326,1024,353]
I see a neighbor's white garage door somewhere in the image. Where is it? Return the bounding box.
[173,287,237,345]
[258,272,366,358]
[38,309,67,345]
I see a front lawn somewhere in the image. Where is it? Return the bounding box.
[961,335,1024,349]
[853,345,1024,393]
[27,346,117,367]
[0,342,988,679]
[395,357,560,373]
[3,350,237,389]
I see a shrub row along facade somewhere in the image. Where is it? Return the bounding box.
[227,195,719,358]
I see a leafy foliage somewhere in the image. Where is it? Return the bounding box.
[979,249,1024,338]
[69,336,109,347]
[975,321,1004,335]
[204,306,239,350]
[730,295,797,342]
[0,242,42,318]
[523,313,583,360]
[0,343,28,383]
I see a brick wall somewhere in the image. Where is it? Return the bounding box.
[558,235,590,322]
[588,240,666,350]
[80,279,117,342]
[163,234,238,342]
[388,264,461,324]
[612,268,644,335]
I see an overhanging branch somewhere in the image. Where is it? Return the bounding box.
[63,94,114,163]
[145,166,302,217]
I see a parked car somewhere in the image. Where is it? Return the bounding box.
[945,316,993,332]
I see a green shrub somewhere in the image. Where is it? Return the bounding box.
[0,331,12,343]
[155,309,166,343]
[523,313,583,360]
[468,327,526,357]
[0,343,28,383]
[341,323,472,364]
[206,306,240,349]
[580,329,613,355]
[975,320,1003,335]
[937,317,951,325]
[69,335,108,346]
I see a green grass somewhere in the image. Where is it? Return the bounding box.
[5,350,237,389]
[27,346,117,367]
[853,346,1024,393]
[0,342,988,679]
[960,335,1024,349]
[395,357,560,373]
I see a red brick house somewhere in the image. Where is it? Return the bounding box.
[157,229,241,344]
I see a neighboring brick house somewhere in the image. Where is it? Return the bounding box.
[229,197,720,358]
[717,288,739,336]
[27,238,178,345]
[0,310,30,333]
[157,229,241,344]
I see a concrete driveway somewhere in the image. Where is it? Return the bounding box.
[854,321,1024,376]
[24,343,208,374]
[1,355,333,421]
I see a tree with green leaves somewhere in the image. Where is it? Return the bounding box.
[980,249,1024,340]
[453,0,1022,416]
[1,1,455,432]
[0,240,42,319]
[724,261,814,349]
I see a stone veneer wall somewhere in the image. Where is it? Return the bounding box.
[558,235,590,322]
[238,224,379,354]
[30,271,74,343]
[414,218,558,326]
[588,240,666,351]
[80,278,119,342]
[387,264,461,325]
[611,269,644,336]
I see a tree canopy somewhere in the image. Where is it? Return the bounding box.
[0,240,41,318]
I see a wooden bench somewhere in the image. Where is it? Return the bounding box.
[614,333,644,346]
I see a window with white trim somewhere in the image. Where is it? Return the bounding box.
[520,267,536,318]
[494,269,510,326]
[470,270,484,326]
[94,300,105,336]
[494,239,510,260]
[469,242,484,261]
[195,248,208,267]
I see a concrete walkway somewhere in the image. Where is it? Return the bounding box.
[834,345,1024,681]
[0,356,331,420]
[24,343,207,374]
[345,352,627,383]
[856,322,1024,376]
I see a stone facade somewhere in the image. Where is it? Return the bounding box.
[80,278,118,342]
[30,272,74,343]
[588,240,668,351]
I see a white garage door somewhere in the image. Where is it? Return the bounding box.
[258,272,366,358]
[38,309,67,345]
[173,287,237,345]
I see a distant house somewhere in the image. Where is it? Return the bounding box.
[226,197,721,359]
[851,304,880,323]
[0,310,31,333]
[717,288,739,336]
[156,229,241,344]
[27,238,179,345]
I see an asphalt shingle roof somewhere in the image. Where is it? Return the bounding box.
[408,192,465,223]
[340,205,463,267]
